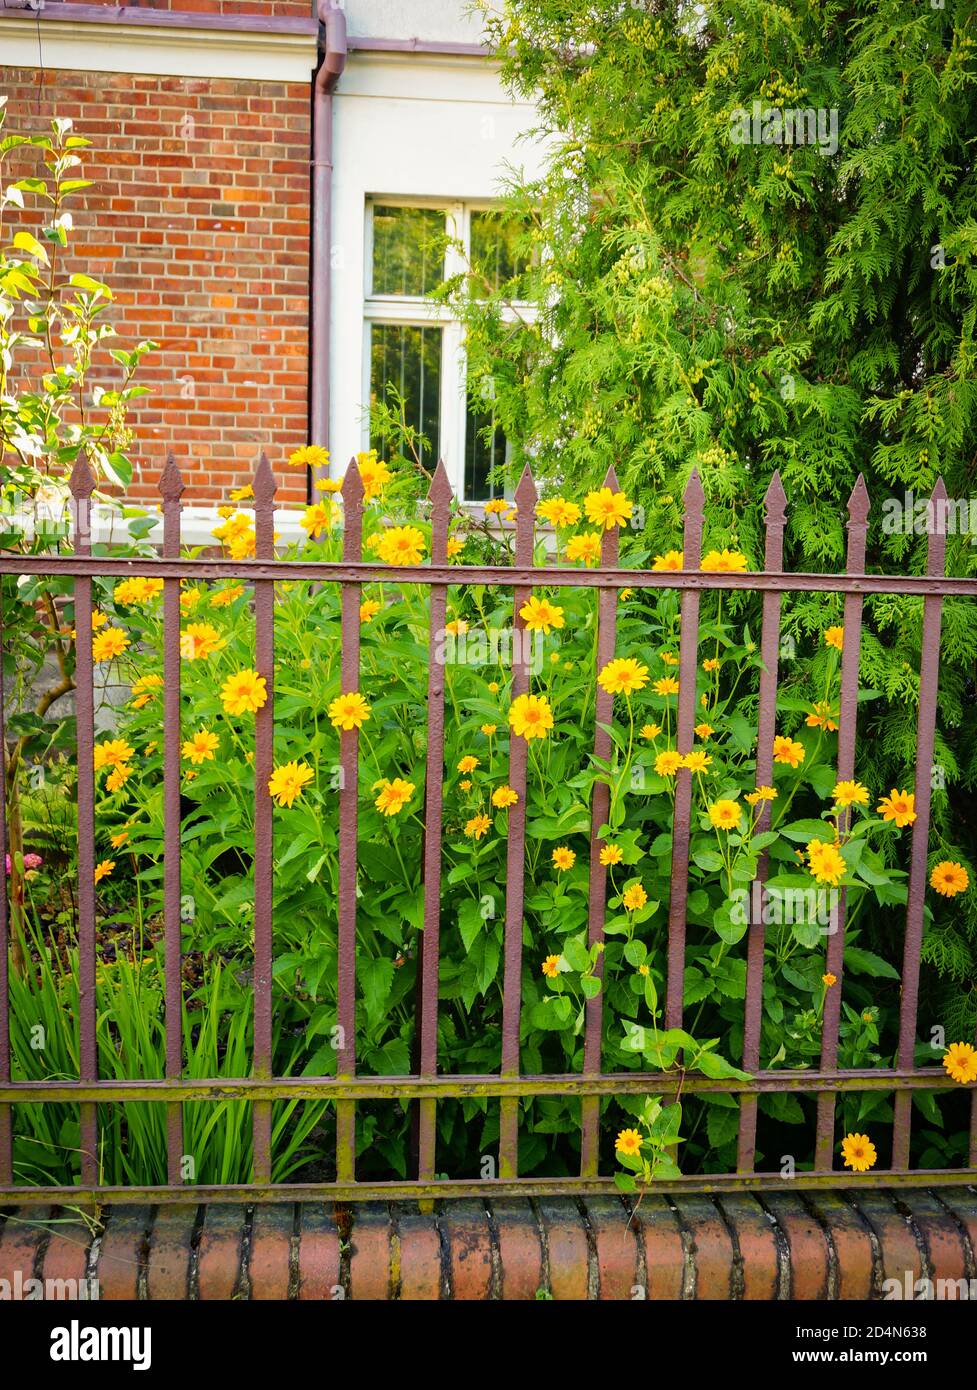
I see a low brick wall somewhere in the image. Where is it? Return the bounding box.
[2,1190,976,1300]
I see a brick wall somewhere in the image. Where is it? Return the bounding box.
[2,67,313,505]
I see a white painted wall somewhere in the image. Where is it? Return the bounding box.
[330,48,547,495]
[343,0,501,45]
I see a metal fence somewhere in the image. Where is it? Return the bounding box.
[0,450,974,1206]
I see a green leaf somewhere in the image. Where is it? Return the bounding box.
[843,945,900,980]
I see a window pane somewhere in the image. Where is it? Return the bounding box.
[370,323,442,465]
[371,205,445,296]
[470,210,531,292]
[465,401,508,501]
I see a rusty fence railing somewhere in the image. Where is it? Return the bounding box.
[0,450,974,1206]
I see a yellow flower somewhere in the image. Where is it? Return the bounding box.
[840,1133,877,1173]
[599,844,623,866]
[228,526,257,560]
[683,749,712,774]
[807,838,846,887]
[877,789,916,828]
[702,658,720,672]
[508,693,554,741]
[619,588,633,602]
[328,691,371,731]
[458,756,480,774]
[822,972,837,987]
[221,668,268,716]
[708,799,741,830]
[824,625,845,651]
[130,676,160,711]
[655,750,683,777]
[180,622,223,662]
[659,651,678,666]
[565,532,603,566]
[584,486,632,530]
[374,778,415,816]
[301,502,337,539]
[268,760,314,808]
[756,785,777,801]
[365,533,385,555]
[180,586,203,612]
[930,860,969,897]
[942,1042,977,1085]
[459,779,472,791]
[445,619,468,637]
[541,954,561,979]
[537,497,581,528]
[640,723,661,740]
[598,657,649,695]
[90,610,108,632]
[360,599,382,624]
[832,780,869,808]
[806,701,839,732]
[492,785,519,809]
[315,477,342,494]
[488,681,500,694]
[520,595,565,634]
[114,577,163,606]
[622,883,647,912]
[92,628,129,663]
[694,723,714,739]
[357,453,392,500]
[773,735,805,768]
[94,859,115,884]
[288,444,330,470]
[701,549,749,572]
[110,830,129,849]
[552,846,576,871]
[230,484,254,502]
[465,813,491,840]
[480,723,497,737]
[446,536,464,558]
[210,584,245,609]
[652,550,683,571]
[653,676,679,697]
[182,729,219,765]
[105,765,132,794]
[483,498,509,515]
[378,525,426,566]
[615,1128,643,1157]
[94,739,134,771]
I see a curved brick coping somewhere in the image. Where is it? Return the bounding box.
[1,1189,975,1300]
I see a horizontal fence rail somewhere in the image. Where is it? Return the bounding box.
[0,451,973,1206]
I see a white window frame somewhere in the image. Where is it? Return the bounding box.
[362,197,534,503]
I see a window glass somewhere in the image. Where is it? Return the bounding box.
[465,400,508,501]
[370,323,443,464]
[371,205,445,296]
[469,210,531,292]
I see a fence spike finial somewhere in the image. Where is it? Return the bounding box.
[342,454,365,507]
[846,473,870,526]
[602,462,621,493]
[159,451,186,502]
[252,450,277,506]
[683,466,705,513]
[427,458,454,506]
[69,449,96,500]
[514,462,538,510]
[764,470,787,525]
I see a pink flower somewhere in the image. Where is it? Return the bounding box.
[6,852,43,875]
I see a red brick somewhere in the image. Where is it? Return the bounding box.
[939,1189,977,1274]
[671,1196,735,1300]
[297,1204,342,1301]
[146,1204,197,1300]
[443,1200,493,1300]
[538,1197,590,1300]
[896,1191,967,1286]
[96,1206,150,1301]
[851,1191,922,1290]
[585,1196,639,1301]
[0,1206,52,1296]
[491,1199,543,1300]
[250,1206,293,1300]
[41,1217,92,1298]
[628,1195,686,1300]
[348,1207,391,1300]
[197,1204,243,1300]
[716,1195,779,1300]
[396,1206,442,1301]
[763,1193,830,1300]
[806,1192,874,1300]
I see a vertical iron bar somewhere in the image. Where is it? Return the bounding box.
[69,452,98,1187]
[160,455,185,1185]
[580,465,621,1177]
[814,475,869,1170]
[336,460,365,1183]
[417,461,453,1182]
[499,465,537,1178]
[664,469,704,1032]
[737,472,787,1172]
[892,479,948,1170]
[252,452,277,1183]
